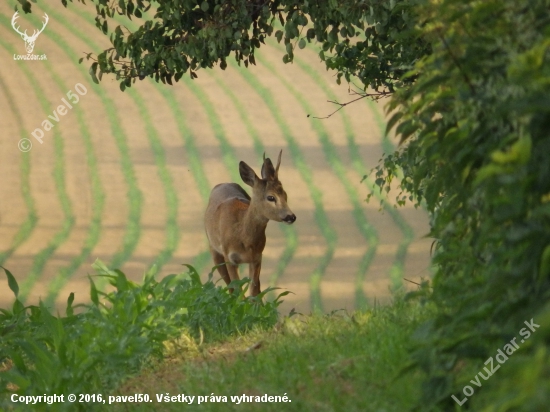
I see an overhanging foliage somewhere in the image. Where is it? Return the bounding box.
[17,0,430,93]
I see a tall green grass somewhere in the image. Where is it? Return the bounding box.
[0,263,284,411]
[112,294,438,412]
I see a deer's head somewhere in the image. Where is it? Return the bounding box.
[239,151,296,224]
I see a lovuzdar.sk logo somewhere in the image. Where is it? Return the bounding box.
[11,11,48,61]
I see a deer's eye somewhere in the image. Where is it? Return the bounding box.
[267,195,276,202]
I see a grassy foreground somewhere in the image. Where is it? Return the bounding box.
[0,261,438,411]
[114,298,435,411]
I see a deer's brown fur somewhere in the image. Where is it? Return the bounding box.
[204,151,296,296]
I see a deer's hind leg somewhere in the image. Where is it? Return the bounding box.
[249,259,262,297]
[210,247,231,286]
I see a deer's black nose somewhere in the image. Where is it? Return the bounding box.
[283,214,296,224]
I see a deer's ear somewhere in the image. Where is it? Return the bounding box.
[261,158,276,181]
[239,161,258,187]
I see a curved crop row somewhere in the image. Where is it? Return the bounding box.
[0,2,426,312]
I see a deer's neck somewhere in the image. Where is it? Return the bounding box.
[240,202,269,244]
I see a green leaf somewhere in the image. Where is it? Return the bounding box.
[395,119,417,144]
[66,292,75,317]
[491,136,532,166]
[2,266,19,297]
[89,276,99,306]
[385,112,403,135]
[201,1,209,12]
[89,62,99,84]
[539,245,550,281]
[285,42,293,55]
[114,269,129,292]
[298,38,306,49]
[12,299,24,315]
[474,164,506,186]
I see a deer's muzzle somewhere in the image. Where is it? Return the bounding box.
[283,214,296,224]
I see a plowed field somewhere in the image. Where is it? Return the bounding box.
[0,1,432,314]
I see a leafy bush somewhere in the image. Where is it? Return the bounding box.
[0,261,284,410]
[373,0,550,409]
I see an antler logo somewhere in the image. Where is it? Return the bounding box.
[11,11,49,54]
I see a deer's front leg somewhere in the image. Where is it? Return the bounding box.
[249,259,262,297]
[223,258,241,294]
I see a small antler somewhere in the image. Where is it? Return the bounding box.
[261,150,283,180]
[275,150,282,177]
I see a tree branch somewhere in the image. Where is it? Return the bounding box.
[307,90,392,119]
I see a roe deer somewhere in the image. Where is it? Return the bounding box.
[204,151,296,296]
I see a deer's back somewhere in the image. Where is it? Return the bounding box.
[207,183,250,207]
[204,183,250,250]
